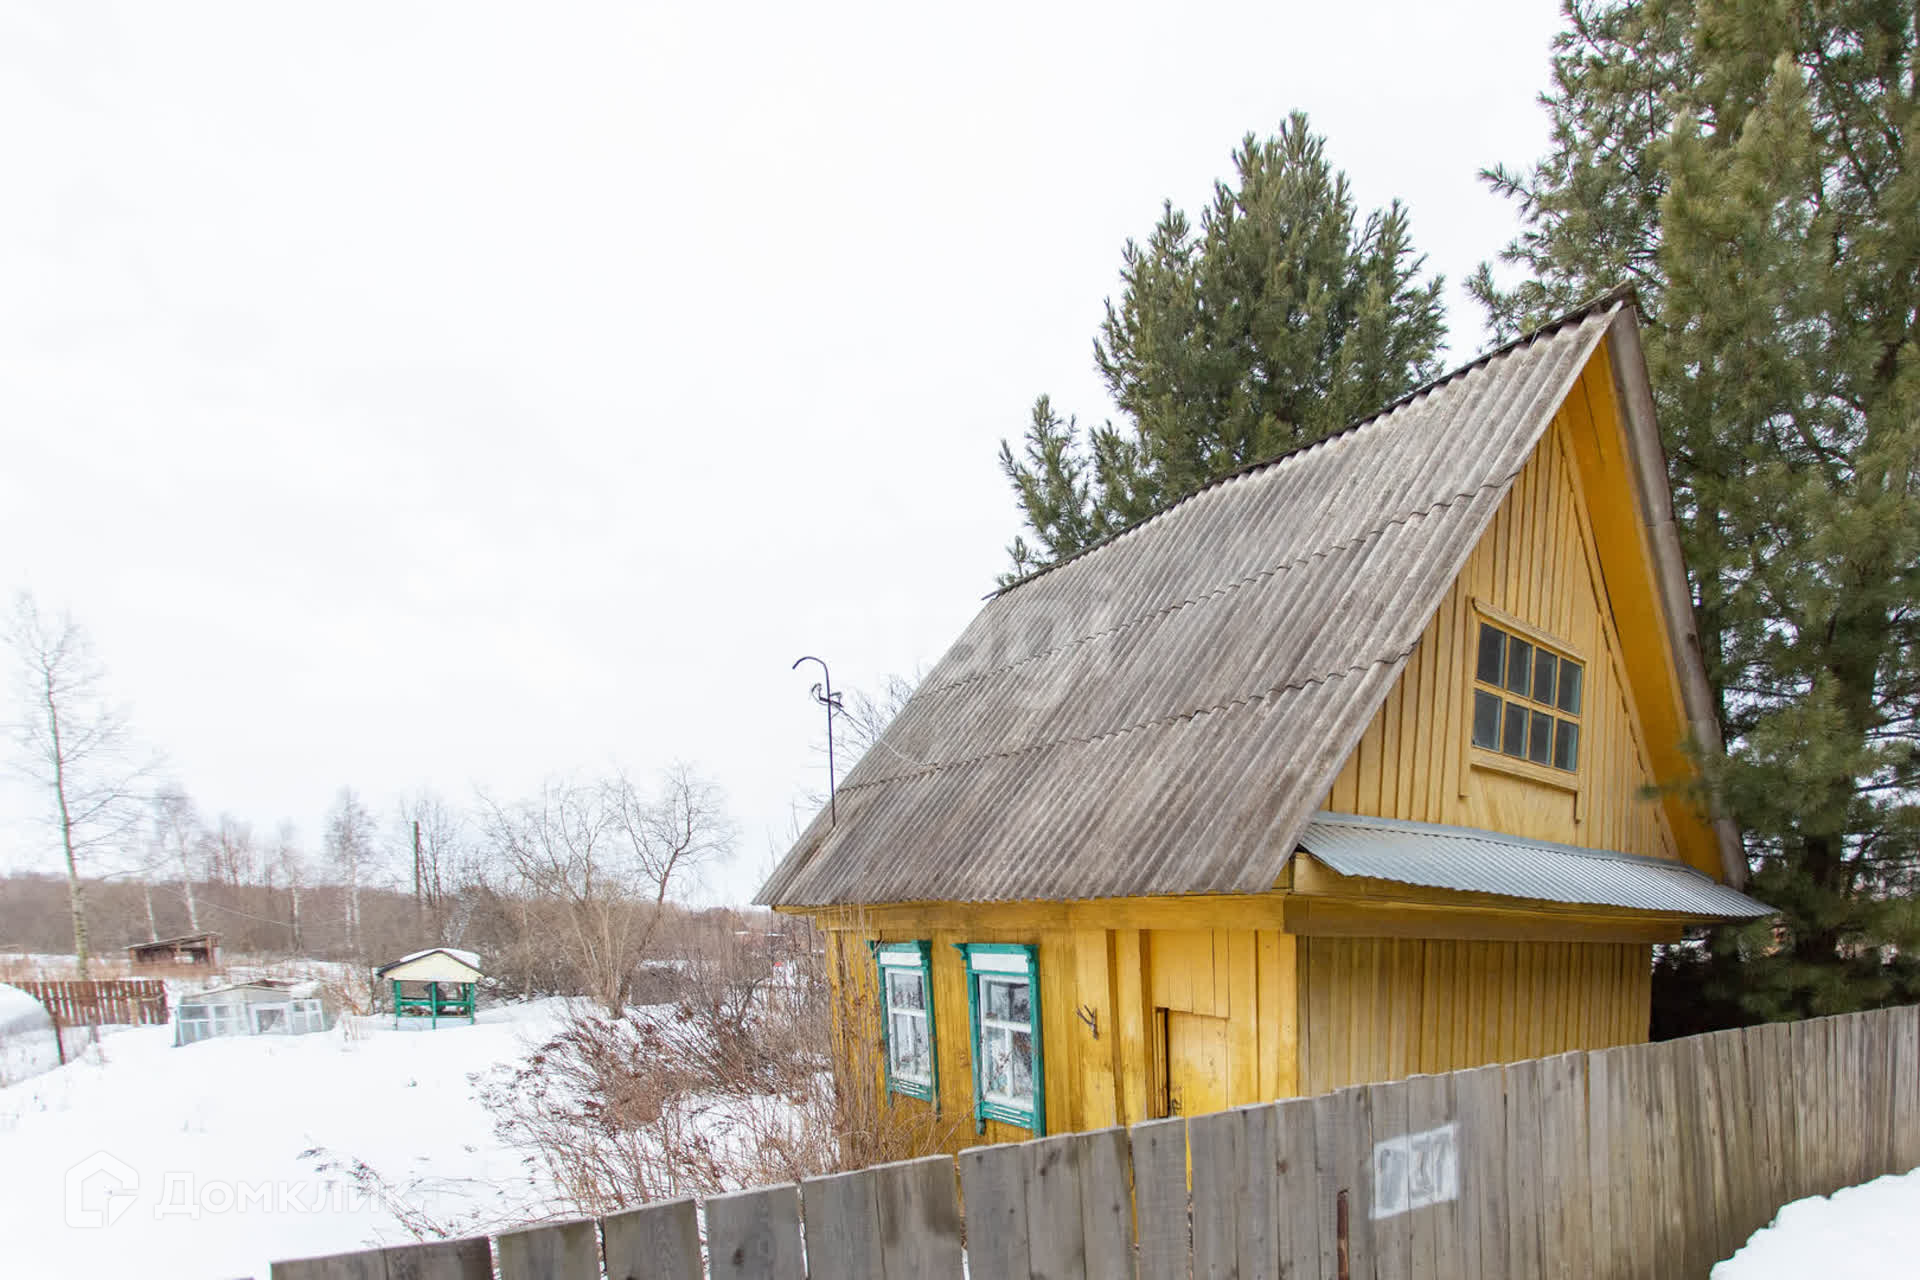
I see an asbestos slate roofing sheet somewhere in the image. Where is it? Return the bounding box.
[759,301,1626,907]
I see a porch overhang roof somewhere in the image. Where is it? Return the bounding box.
[1296,812,1770,921]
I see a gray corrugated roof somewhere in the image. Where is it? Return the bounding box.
[1297,812,1770,918]
[759,300,1635,907]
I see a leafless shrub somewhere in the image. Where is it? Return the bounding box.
[485,914,964,1217]
[479,766,733,1015]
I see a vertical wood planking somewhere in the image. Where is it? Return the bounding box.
[1584,1049,1615,1279]
[800,1169,884,1280]
[957,1145,1030,1280]
[1077,1127,1136,1280]
[271,1250,386,1280]
[602,1197,703,1280]
[382,1238,495,1280]
[1449,1064,1506,1280]
[1893,1006,1920,1175]
[1025,1134,1087,1280]
[1367,1080,1412,1280]
[1405,1073,1458,1278]
[270,1250,390,1279]
[874,1155,964,1279]
[1528,1053,1578,1275]
[1116,929,1152,1128]
[496,1221,598,1280]
[1272,1096,1321,1280]
[1501,1058,1544,1280]
[1703,1032,1738,1263]
[706,1183,805,1280]
[1646,1039,1688,1280]
[1312,1086,1373,1280]
[272,1238,492,1280]
[1131,1116,1189,1280]
[265,1006,1920,1280]
[1712,1029,1761,1253]
[1235,1103,1279,1279]
[1188,1107,1243,1280]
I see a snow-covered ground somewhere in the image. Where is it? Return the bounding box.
[0,982,61,1086]
[1714,1165,1920,1277]
[0,999,571,1280]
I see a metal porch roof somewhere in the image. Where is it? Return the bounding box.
[1297,812,1770,919]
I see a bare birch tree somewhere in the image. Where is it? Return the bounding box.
[326,787,376,956]
[207,813,255,888]
[482,765,733,1014]
[274,821,306,953]
[4,593,150,977]
[152,783,203,933]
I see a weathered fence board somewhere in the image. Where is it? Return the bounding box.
[1316,1085,1373,1280]
[1025,1133,1087,1279]
[1234,1102,1278,1278]
[1271,1096,1320,1280]
[496,1219,597,1280]
[1647,1039,1686,1279]
[873,1155,962,1279]
[706,1184,802,1280]
[1894,1006,1920,1175]
[271,1237,490,1280]
[1189,1107,1241,1280]
[1451,1063,1506,1280]
[601,1197,703,1280]
[15,978,168,1027]
[799,1168,881,1280]
[1131,1117,1188,1280]
[1076,1127,1134,1277]
[1502,1057,1545,1280]
[1406,1073,1457,1280]
[266,1004,1920,1280]
[1366,1080,1411,1280]
[957,1145,1028,1280]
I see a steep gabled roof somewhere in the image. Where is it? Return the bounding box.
[758,295,1728,908]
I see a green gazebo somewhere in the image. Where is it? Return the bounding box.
[374,948,482,1028]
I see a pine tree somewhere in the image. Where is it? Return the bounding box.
[1477,0,1920,1022]
[999,113,1447,579]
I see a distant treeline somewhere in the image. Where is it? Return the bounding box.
[0,867,802,1006]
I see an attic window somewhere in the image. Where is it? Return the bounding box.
[1470,620,1581,772]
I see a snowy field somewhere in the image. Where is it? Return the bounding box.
[0,999,571,1280]
[1714,1164,1920,1277]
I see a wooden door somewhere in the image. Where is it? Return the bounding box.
[1165,1010,1231,1117]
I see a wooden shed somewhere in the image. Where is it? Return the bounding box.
[128,931,220,969]
[757,292,1770,1151]
[375,948,481,1027]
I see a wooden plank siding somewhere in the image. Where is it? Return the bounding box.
[1296,937,1649,1096]
[1321,355,1688,870]
[823,910,1653,1150]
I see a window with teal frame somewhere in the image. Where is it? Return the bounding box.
[874,941,937,1103]
[956,942,1044,1134]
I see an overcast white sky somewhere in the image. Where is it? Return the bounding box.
[0,1,1564,906]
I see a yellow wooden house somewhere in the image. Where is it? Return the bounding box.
[757,291,1769,1150]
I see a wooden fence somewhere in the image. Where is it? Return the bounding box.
[270,1004,1920,1280]
[14,978,169,1028]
